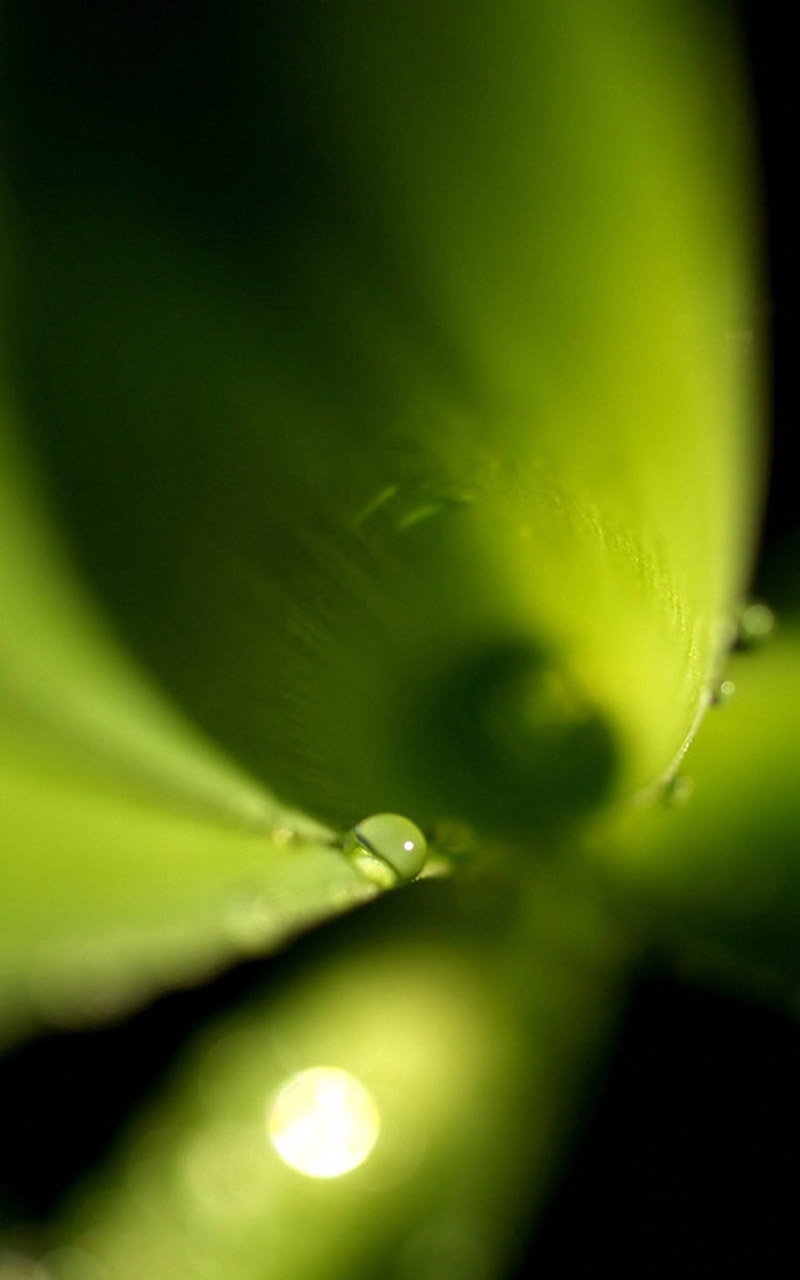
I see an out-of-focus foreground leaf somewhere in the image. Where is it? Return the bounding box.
[24,882,628,1280]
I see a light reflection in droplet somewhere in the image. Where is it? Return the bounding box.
[267,1067,380,1178]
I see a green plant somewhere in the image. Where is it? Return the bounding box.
[1,3,793,1277]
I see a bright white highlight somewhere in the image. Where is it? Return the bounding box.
[267,1067,380,1178]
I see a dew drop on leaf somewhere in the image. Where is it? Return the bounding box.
[710,678,736,707]
[662,773,694,808]
[735,601,776,650]
[343,813,428,887]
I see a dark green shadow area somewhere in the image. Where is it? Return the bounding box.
[0,5,489,829]
[415,640,618,838]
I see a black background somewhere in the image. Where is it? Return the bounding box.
[1,3,798,1273]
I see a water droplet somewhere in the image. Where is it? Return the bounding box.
[662,773,694,807]
[735,601,776,649]
[271,825,297,847]
[344,813,428,887]
[710,678,736,707]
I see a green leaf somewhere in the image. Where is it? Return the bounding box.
[3,0,761,846]
[586,623,800,994]
[0,416,379,1039]
[0,745,379,1042]
[0,412,297,826]
[27,881,627,1280]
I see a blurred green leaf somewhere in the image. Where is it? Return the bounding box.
[587,624,800,993]
[30,880,628,1280]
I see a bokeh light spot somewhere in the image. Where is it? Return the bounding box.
[267,1067,380,1178]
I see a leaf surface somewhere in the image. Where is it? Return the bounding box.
[3,0,761,843]
[588,624,800,994]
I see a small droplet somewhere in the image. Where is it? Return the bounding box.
[710,678,736,707]
[343,813,428,887]
[735,601,776,649]
[662,773,694,808]
[272,825,297,847]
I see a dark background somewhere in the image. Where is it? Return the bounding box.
[744,7,798,608]
[1,3,798,1273]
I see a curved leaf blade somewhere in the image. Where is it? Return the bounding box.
[3,1,762,842]
[0,410,375,1037]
